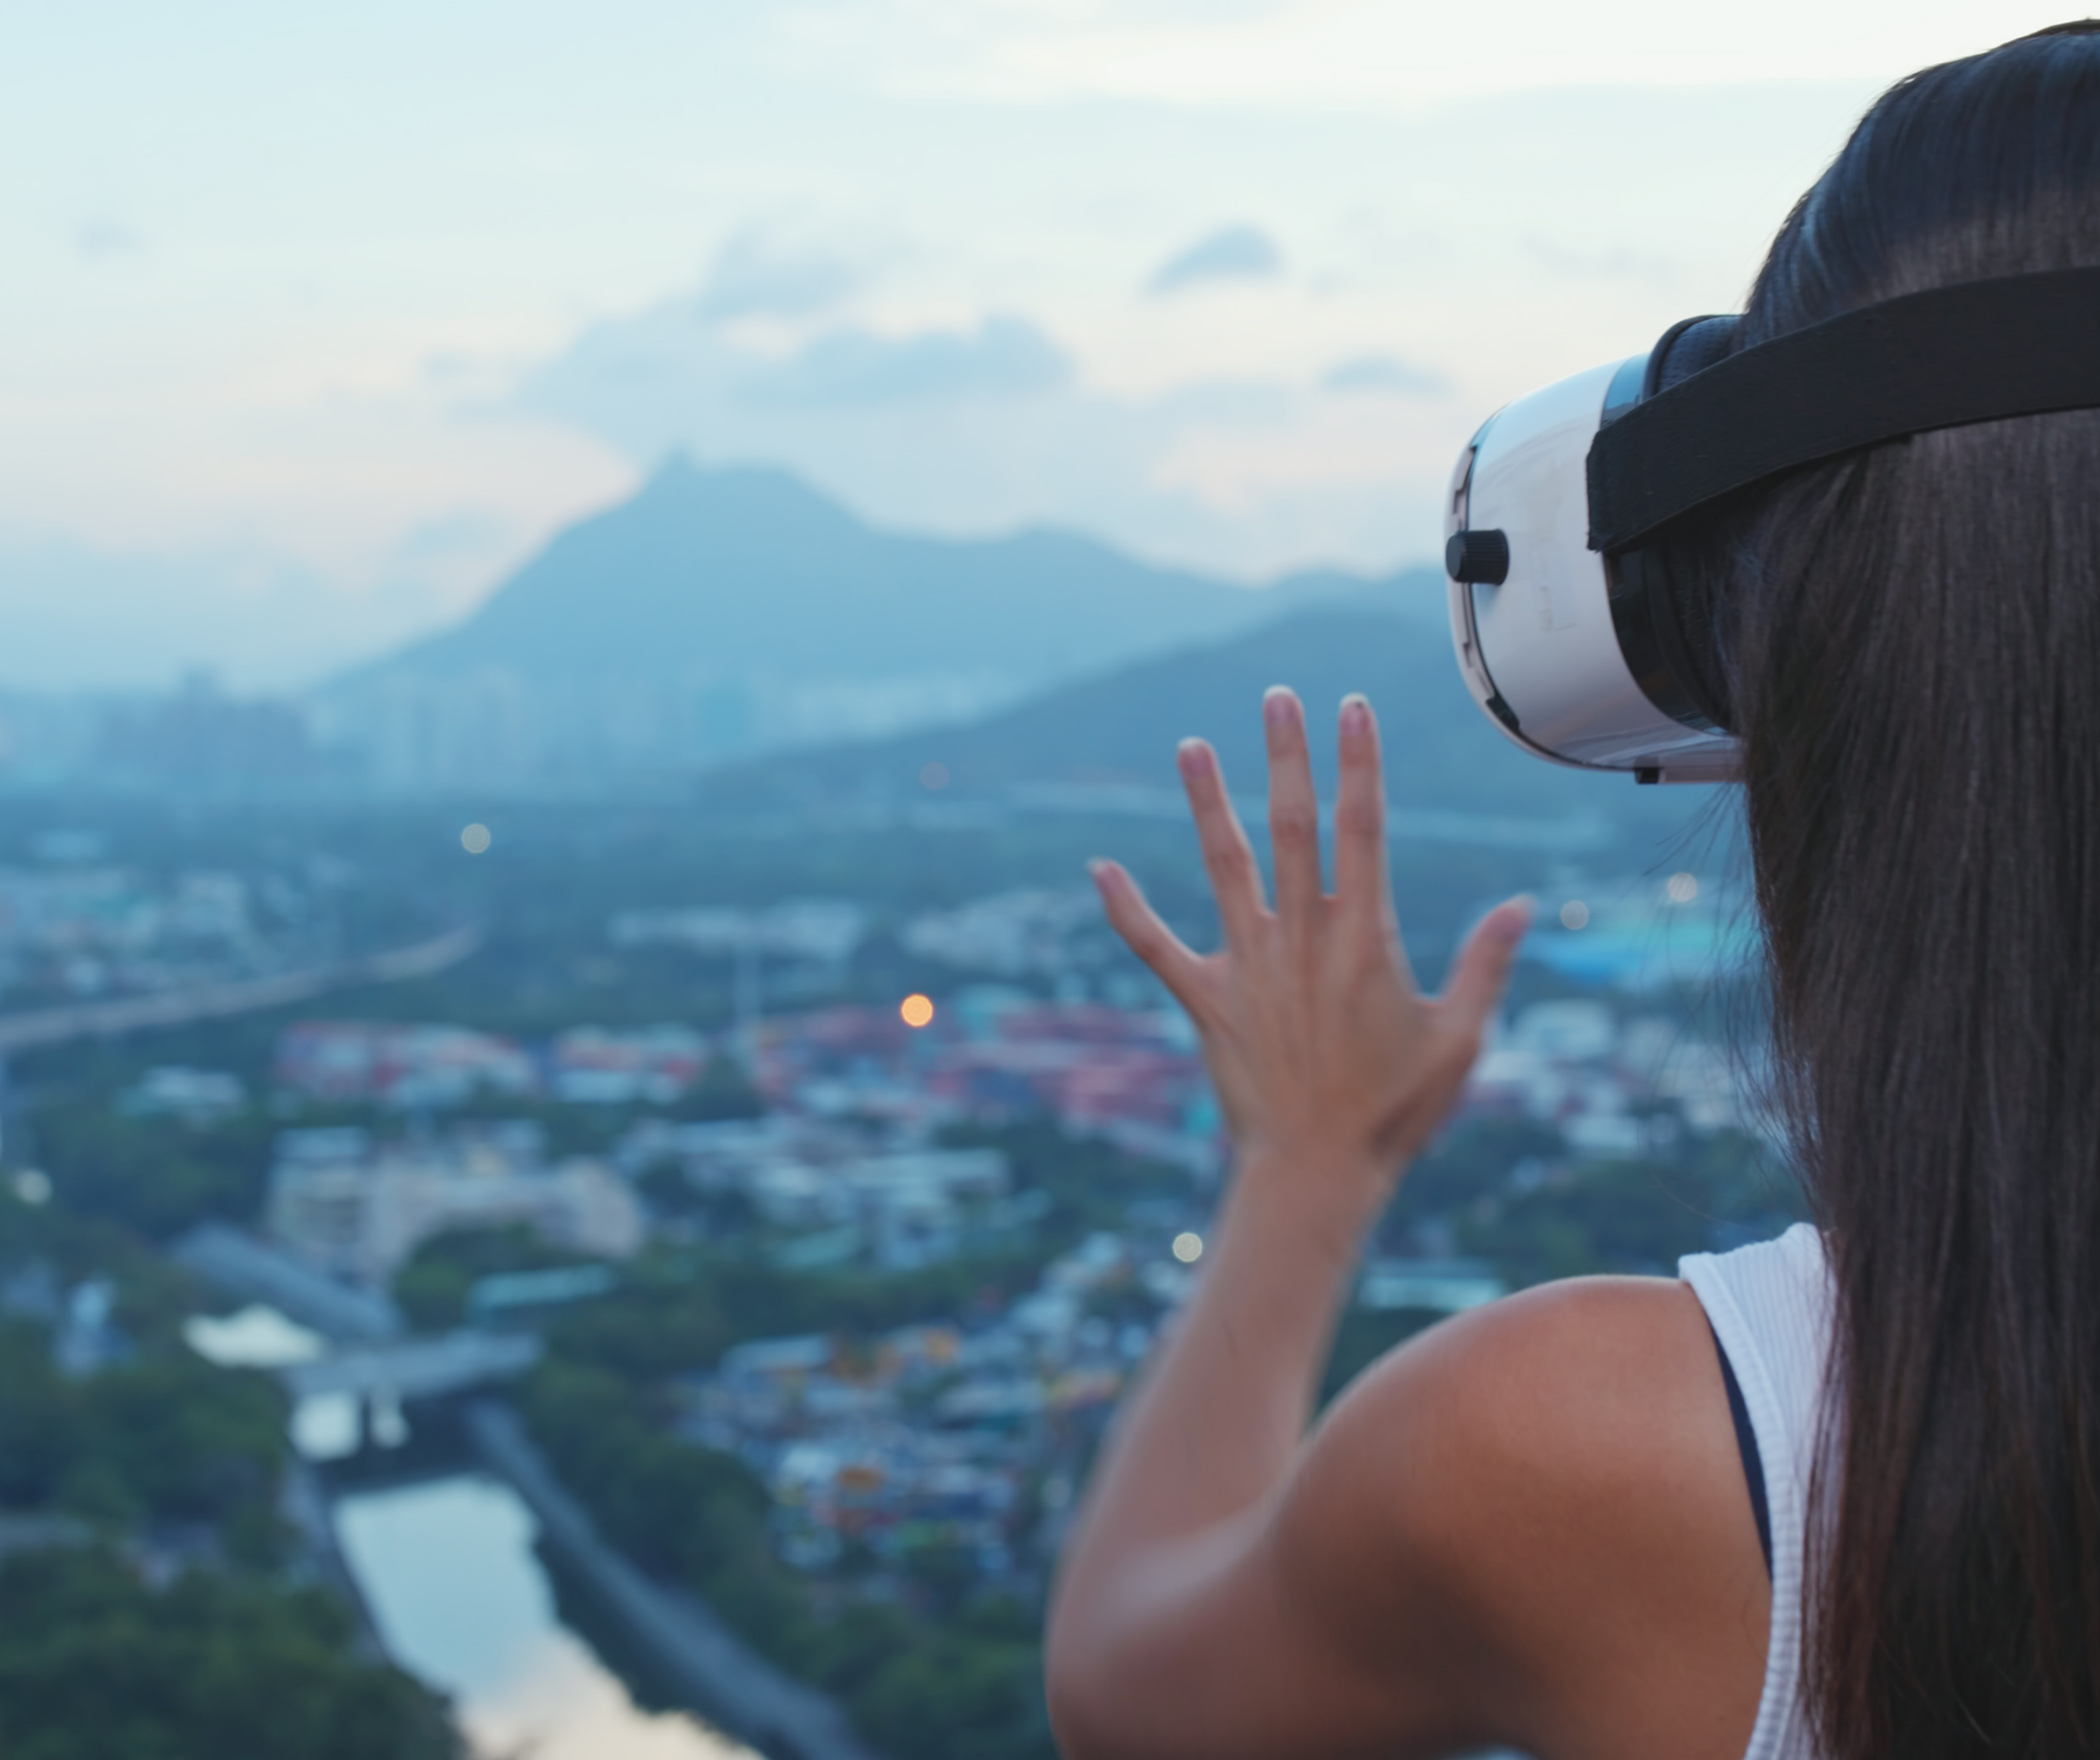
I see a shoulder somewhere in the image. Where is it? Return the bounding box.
[1275,1277,1770,1758]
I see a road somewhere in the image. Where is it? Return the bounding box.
[0,924,482,1054]
[174,1223,405,1340]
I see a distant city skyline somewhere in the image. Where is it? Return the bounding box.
[1,1,2069,690]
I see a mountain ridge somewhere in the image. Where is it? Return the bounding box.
[695,600,1703,835]
[312,458,1445,785]
[328,457,1437,692]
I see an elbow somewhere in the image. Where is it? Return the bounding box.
[1047,1530,1242,1760]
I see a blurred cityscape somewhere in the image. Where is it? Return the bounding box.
[0,715,1788,1757]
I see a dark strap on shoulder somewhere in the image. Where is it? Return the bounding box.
[1587,267,2100,552]
[1709,1321,1773,1577]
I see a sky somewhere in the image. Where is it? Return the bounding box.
[0,0,2081,691]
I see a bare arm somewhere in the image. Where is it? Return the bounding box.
[1046,687,1527,1749]
[1044,690,1767,1760]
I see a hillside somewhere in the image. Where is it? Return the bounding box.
[314,459,1437,787]
[699,602,1707,834]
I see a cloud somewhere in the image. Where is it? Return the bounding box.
[389,508,517,567]
[1147,224,1284,295]
[741,314,1073,407]
[698,222,879,322]
[75,219,143,260]
[511,292,1458,580]
[1320,354,1451,398]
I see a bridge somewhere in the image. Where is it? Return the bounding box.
[281,1330,543,1403]
[176,1223,548,1456]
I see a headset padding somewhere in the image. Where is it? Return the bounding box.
[1654,315,1740,391]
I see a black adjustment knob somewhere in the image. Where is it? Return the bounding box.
[1445,528,1510,585]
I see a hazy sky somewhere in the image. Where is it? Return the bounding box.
[0,1,2077,689]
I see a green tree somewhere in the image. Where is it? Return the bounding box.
[31,1108,275,1241]
[392,1222,580,1330]
[0,1547,458,1760]
[0,1318,284,1536]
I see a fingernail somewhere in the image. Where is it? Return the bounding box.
[1177,738,1210,777]
[1262,685,1295,727]
[1340,694,1371,733]
[1487,896,1535,942]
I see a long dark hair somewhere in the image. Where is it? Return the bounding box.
[1692,23,2100,1756]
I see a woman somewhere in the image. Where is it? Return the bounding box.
[1044,25,2100,1760]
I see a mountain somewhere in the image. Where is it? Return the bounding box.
[313,459,1440,789]
[698,602,1708,835]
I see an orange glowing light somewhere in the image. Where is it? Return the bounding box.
[900,993,936,1030]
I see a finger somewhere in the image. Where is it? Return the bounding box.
[1177,738,1267,953]
[1437,897,1535,1040]
[1262,687,1324,930]
[1332,694,1395,934]
[1089,860,1207,1010]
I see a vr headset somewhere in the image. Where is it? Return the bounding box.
[1442,267,2100,782]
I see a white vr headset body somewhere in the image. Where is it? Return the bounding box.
[1438,269,2100,785]
[1445,359,1739,786]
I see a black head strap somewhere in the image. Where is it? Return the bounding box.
[1588,267,2100,554]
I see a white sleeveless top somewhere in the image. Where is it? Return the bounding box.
[1678,1222,1834,1760]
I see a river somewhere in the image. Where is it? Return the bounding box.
[335,1474,758,1760]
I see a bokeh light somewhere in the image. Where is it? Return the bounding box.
[1666,872,1700,905]
[1560,899,1590,930]
[900,993,936,1029]
[460,822,492,855]
[1172,1231,1204,1264]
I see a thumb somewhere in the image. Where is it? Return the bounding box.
[1438,896,1534,1037]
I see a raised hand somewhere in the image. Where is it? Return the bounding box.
[1090,687,1530,1220]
